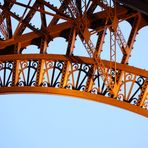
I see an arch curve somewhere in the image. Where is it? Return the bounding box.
[0,54,147,117]
[47,37,68,54]
[0,0,147,118]
[21,45,40,54]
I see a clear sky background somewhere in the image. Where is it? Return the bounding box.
[0,1,148,148]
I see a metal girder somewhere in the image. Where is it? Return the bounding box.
[0,21,73,50]
[118,0,148,16]
[0,86,148,117]
[0,54,147,78]
[0,54,147,116]
[0,0,147,117]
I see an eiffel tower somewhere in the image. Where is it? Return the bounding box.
[0,0,147,117]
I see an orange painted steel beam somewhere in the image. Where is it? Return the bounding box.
[0,54,147,78]
[0,87,147,117]
[0,0,147,117]
[0,54,147,117]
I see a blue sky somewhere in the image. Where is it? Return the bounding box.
[0,93,148,148]
[0,1,148,148]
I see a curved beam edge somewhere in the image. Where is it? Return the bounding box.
[0,86,147,117]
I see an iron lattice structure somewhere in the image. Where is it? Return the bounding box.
[0,0,148,117]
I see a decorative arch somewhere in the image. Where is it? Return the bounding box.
[0,0,147,118]
[47,37,68,54]
[21,45,40,54]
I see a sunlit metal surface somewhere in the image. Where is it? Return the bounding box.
[0,0,147,116]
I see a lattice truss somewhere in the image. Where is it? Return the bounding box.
[0,0,147,116]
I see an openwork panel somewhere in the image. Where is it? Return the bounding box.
[42,60,64,88]
[90,67,115,96]
[0,54,147,117]
[17,60,38,87]
[66,63,91,91]
[0,61,13,87]
[117,73,145,105]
